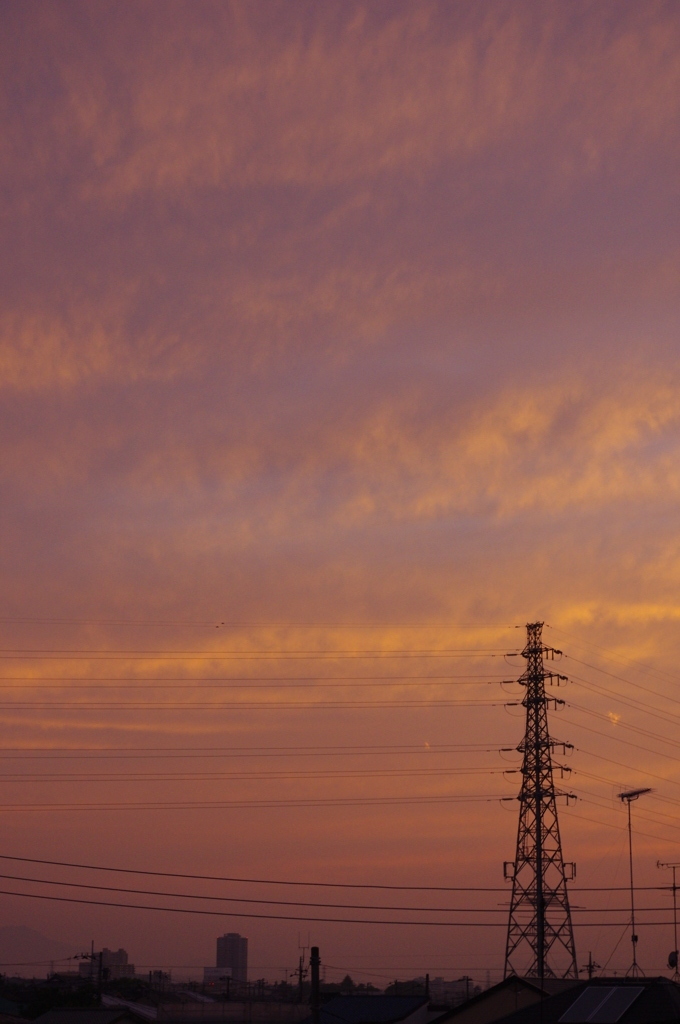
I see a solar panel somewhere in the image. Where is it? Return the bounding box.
[558,986,645,1024]
[559,987,613,1022]
[589,987,644,1023]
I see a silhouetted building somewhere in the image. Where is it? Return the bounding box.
[216,934,247,983]
[421,978,481,1007]
[203,967,231,985]
[78,949,135,981]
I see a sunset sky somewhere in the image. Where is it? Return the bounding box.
[2,0,680,987]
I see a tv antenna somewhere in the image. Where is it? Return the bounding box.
[618,788,652,977]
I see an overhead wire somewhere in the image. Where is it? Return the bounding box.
[0,743,515,761]
[547,624,680,688]
[0,872,513,913]
[0,742,505,752]
[563,808,680,849]
[575,793,680,836]
[0,793,516,811]
[0,675,517,689]
[0,647,516,662]
[565,701,680,752]
[0,698,509,709]
[569,672,680,727]
[575,769,680,816]
[576,745,680,790]
[0,870,669,915]
[568,654,680,707]
[0,886,671,927]
[561,713,680,766]
[2,624,679,926]
[0,618,520,628]
[573,764,660,796]
[0,853,668,893]
[0,766,512,782]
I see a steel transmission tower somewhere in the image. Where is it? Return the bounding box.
[503,622,578,981]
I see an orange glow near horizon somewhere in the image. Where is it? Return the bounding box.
[1,0,680,988]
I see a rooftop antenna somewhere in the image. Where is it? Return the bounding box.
[618,788,652,977]
[657,860,680,981]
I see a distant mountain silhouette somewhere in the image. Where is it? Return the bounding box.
[0,926,74,974]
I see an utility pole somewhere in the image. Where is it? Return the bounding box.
[618,788,651,977]
[504,622,578,981]
[310,947,320,1024]
[582,953,600,980]
[298,954,306,1002]
[297,936,309,1003]
[74,946,104,1004]
[657,861,680,981]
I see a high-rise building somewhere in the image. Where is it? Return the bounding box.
[216,933,248,982]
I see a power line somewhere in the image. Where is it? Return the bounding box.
[0,959,494,969]
[562,714,680,767]
[576,745,680,790]
[0,752,505,761]
[4,621,680,930]
[574,769,680,813]
[573,791,680,843]
[566,701,680,752]
[565,807,680,849]
[568,655,680,707]
[0,743,513,760]
[0,852,661,893]
[0,872,512,912]
[575,793,680,837]
[0,654,513,662]
[0,647,514,655]
[0,767,511,781]
[0,870,667,915]
[0,742,505,752]
[0,618,519,629]
[553,653,680,735]
[0,675,516,688]
[569,672,680,726]
[570,795,680,839]
[0,887,670,927]
[0,794,516,811]
[0,698,509,709]
[547,626,680,689]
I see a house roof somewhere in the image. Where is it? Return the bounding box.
[35,1010,147,1024]
[494,978,680,1024]
[314,996,427,1024]
[432,975,575,1023]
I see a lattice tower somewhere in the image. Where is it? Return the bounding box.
[503,621,578,980]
